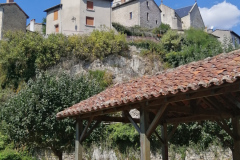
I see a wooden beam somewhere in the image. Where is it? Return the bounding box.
[124,111,141,134]
[91,115,140,123]
[75,120,83,160]
[224,94,240,109]
[146,103,168,137]
[167,123,179,141]
[81,121,101,142]
[154,130,164,145]
[166,115,230,124]
[149,82,240,107]
[140,106,150,160]
[79,118,93,143]
[232,116,240,160]
[216,120,235,139]
[161,123,168,160]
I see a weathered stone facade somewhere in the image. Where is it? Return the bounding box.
[160,3,205,30]
[112,0,161,29]
[45,0,112,35]
[0,2,28,39]
[160,4,182,30]
[211,29,240,48]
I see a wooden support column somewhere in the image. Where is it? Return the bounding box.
[161,123,168,160]
[140,106,150,160]
[75,120,83,160]
[232,117,240,160]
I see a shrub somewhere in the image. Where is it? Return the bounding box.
[152,23,171,36]
[112,22,132,36]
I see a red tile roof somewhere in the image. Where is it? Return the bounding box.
[56,49,240,119]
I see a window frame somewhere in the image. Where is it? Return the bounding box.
[55,24,59,33]
[86,16,95,26]
[130,12,133,20]
[54,10,58,21]
[87,1,94,11]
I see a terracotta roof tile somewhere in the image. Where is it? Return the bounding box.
[57,49,240,119]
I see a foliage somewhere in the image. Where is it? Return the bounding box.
[105,123,140,153]
[1,72,103,159]
[42,18,46,35]
[0,31,42,89]
[89,70,113,89]
[164,28,223,67]
[68,29,128,61]
[0,149,35,160]
[112,22,132,36]
[0,29,127,89]
[112,23,154,37]
[152,23,171,36]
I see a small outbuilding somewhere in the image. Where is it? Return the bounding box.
[57,49,240,160]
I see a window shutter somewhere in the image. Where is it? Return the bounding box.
[86,17,94,26]
[54,10,58,20]
[55,25,59,33]
[87,1,94,10]
[121,0,125,3]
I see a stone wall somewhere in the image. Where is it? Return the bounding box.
[112,1,140,27]
[139,0,161,29]
[1,4,27,38]
[34,145,232,160]
[190,4,205,29]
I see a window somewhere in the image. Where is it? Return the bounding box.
[147,1,149,7]
[130,12,132,19]
[121,0,125,3]
[87,1,94,10]
[54,10,58,21]
[55,25,59,33]
[147,13,149,21]
[86,17,94,26]
[156,20,158,24]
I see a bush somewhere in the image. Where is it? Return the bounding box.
[0,29,128,89]
[68,29,128,61]
[112,22,132,36]
[0,149,21,160]
[152,23,171,36]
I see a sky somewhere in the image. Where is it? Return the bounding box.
[0,0,240,35]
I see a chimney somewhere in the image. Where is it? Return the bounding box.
[30,19,35,32]
[6,0,14,3]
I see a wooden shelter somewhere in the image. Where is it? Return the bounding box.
[57,49,240,160]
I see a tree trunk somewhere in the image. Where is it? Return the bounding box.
[52,149,63,160]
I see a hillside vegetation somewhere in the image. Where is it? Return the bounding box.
[0,27,238,159]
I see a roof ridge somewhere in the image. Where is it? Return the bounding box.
[175,4,194,10]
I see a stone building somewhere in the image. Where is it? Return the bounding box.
[209,29,240,48]
[0,0,29,39]
[160,2,205,30]
[26,19,45,34]
[112,0,161,29]
[44,0,113,35]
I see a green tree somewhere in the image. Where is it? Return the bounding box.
[152,23,171,36]
[1,72,103,160]
[42,18,46,35]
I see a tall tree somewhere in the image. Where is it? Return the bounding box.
[1,72,102,160]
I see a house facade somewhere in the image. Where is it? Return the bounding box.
[44,0,112,35]
[112,0,161,29]
[160,3,205,30]
[210,29,240,48]
[26,19,45,34]
[0,0,29,39]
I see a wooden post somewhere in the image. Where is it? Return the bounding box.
[140,106,150,160]
[232,117,240,160]
[161,123,168,160]
[75,120,83,160]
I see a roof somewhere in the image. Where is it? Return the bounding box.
[113,0,161,12]
[57,49,240,119]
[0,3,29,18]
[44,4,62,12]
[174,5,193,18]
